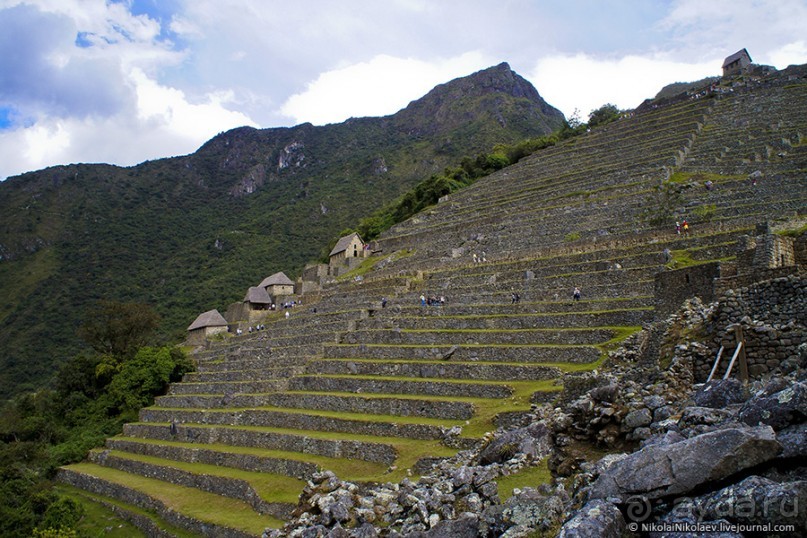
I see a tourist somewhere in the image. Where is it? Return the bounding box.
[420,294,426,306]
[675,221,681,235]
[682,219,689,236]
[573,287,581,301]
[381,297,387,308]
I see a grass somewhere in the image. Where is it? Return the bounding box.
[62,463,284,532]
[54,486,153,538]
[95,449,305,504]
[495,458,553,502]
[336,249,414,281]
[111,435,388,479]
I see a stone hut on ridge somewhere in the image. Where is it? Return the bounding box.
[186,309,228,345]
[722,48,752,77]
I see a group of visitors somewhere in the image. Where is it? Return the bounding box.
[236,324,268,335]
[420,294,446,306]
[472,251,487,263]
[675,219,690,236]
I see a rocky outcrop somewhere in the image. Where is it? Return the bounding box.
[587,425,780,501]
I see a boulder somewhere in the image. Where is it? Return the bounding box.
[692,379,750,408]
[557,499,625,538]
[477,423,551,465]
[405,512,479,538]
[502,487,566,531]
[690,475,807,533]
[738,382,806,430]
[777,422,807,459]
[588,425,780,501]
[622,408,653,430]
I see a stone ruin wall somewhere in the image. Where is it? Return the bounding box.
[696,274,806,381]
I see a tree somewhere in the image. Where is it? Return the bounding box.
[77,301,160,360]
[588,103,621,128]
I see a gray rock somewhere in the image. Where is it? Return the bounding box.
[678,406,734,427]
[557,499,625,538]
[588,425,780,501]
[503,488,565,531]
[739,382,806,430]
[589,384,618,403]
[692,379,750,408]
[692,475,807,533]
[777,422,807,459]
[406,512,479,538]
[477,423,551,465]
[623,408,653,429]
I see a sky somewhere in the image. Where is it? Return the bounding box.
[0,0,805,181]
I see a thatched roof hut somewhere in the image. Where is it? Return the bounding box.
[259,272,294,297]
[186,309,229,344]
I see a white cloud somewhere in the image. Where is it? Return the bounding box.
[528,53,718,119]
[279,52,493,125]
[768,41,807,68]
[0,68,257,180]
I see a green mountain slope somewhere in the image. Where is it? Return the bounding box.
[0,63,565,399]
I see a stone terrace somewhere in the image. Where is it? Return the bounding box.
[58,65,807,536]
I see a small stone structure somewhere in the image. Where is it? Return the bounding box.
[327,232,370,277]
[699,274,806,381]
[722,48,752,77]
[300,263,329,293]
[186,309,228,345]
[259,272,295,297]
[243,286,273,310]
[655,223,804,318]
[655,261,722,318]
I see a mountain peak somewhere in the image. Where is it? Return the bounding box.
[394,63,565,137]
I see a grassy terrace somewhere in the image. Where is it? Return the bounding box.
[60,463,285,533]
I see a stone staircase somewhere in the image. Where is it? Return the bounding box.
[58,65,807,536]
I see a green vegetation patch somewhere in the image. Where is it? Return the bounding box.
[495,458,553,502]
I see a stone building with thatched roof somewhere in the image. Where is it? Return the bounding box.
[186,309,228,345]
[259,272,295,297]
[244,286,273,310]
[329,232,367,263]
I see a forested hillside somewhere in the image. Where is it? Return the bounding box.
[0,63,564,399]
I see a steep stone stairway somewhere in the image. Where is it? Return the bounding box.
[58,65,807,536]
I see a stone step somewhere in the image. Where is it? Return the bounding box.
[87,449,300,520]
[288,375,514,399]
[269,391,475,420]
[322,343,601,363]
[387,296,653,314]
[183,366,305,383]
[137,407,455,442]
[340,327,616,346]
[57,464,280,537]
[195,358,308,374]
[168,379,288,395]
[355,309,653,330]
[122,422,399,464]
[157,390,478,421]
[105,436,320,479]
[306,359,563,382]
[154,393,282,409]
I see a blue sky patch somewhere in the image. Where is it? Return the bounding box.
[0,106,16,129]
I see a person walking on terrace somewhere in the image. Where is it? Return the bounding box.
[682,219,689,236]
[573,287,581,301]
